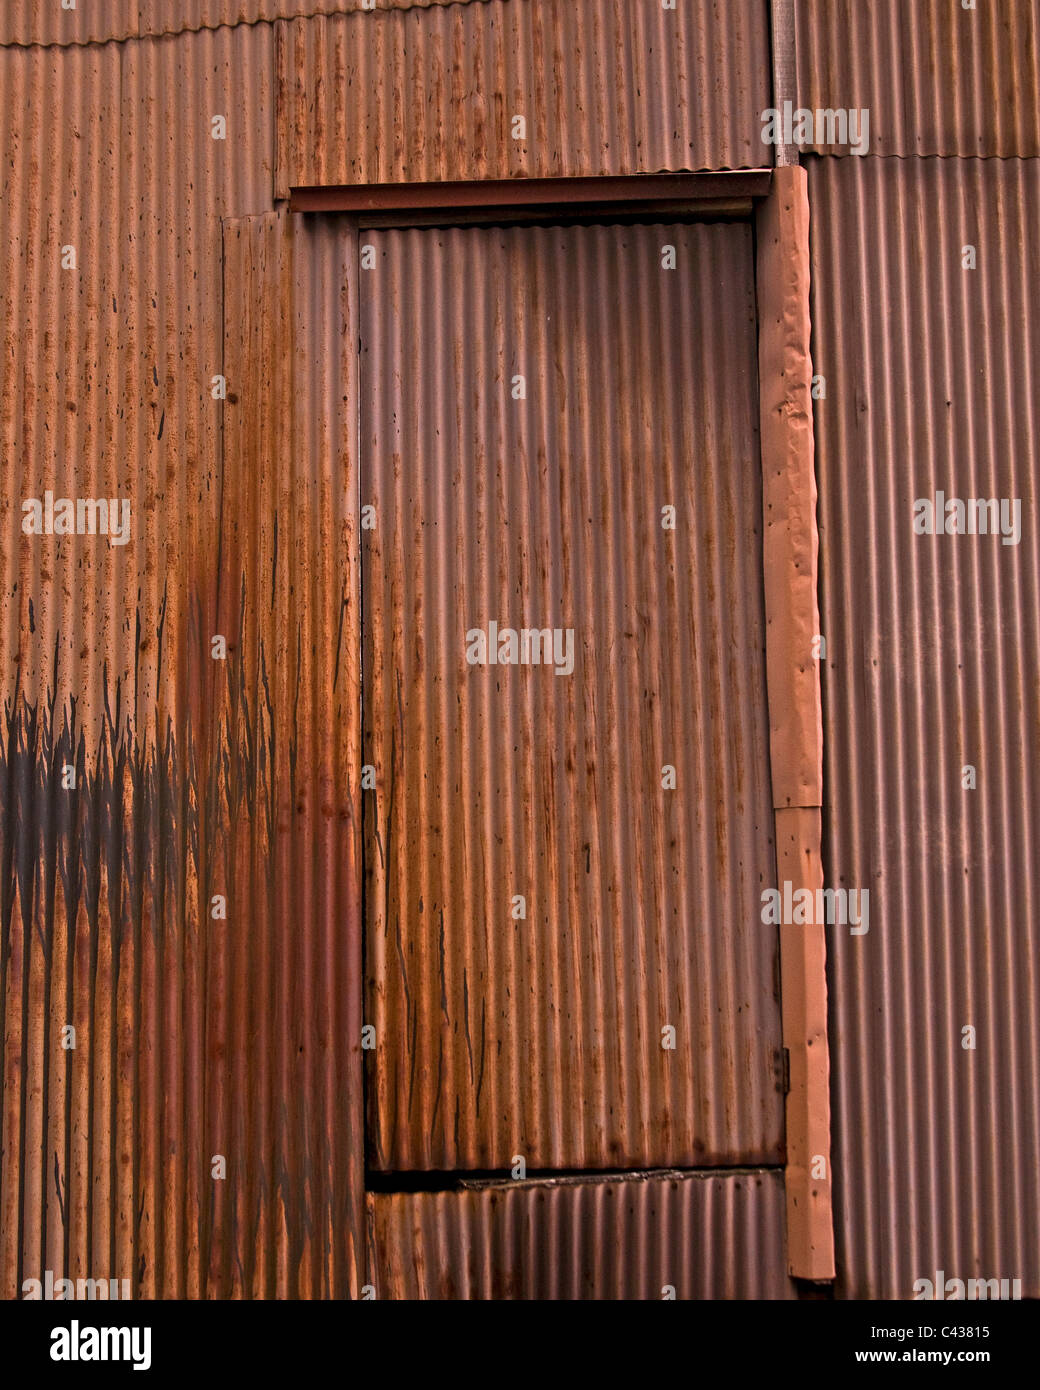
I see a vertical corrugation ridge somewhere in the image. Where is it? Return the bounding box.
[368,1170,794,1298]
[795,0,1040,157]
[809,156,1040,1299]
[363,222,780,1174]
[0,0,513,50]
[282,0,771,186]
[1,22,366,1299]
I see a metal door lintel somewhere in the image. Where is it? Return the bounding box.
[290,171,773,217]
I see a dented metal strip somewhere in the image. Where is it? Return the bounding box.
[775,807,832,1281]
[756,165,823,810]
[755,165,833,1281]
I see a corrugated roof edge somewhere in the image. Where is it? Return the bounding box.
[801,152,1040,162]
[0,0,488,51]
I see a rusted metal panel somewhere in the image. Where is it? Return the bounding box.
[276,0,773,195]
[0,0,137,47]
[795,0,1040,157]
[755,166,832,1281]
[362,221,783,1174]
[290,172,773,214]
[0,37,147,1302]
[808,155,1040,1299]
[0,24,365,1299]
[219,207,364,1298]
[368,1169,796,1299]
[0,0,481,49]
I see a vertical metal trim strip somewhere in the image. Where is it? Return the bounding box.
[769,0,798,168]
[756,165,834,1280]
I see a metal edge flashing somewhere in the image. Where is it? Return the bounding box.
[769,0,797,168]
[755,165,834,1281]
[288,172,773,215]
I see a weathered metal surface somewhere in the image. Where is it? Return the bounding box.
[368,1169,796,1299]
[362,220,783,1174]
[756,166,832,1281]
[0,24,365,1298]
[808,155,1040,1299]
[794,0,1040,157]
[219,207,364,1298]
[0,0,483,49]
[756,166,821,812]
[289,172,773,214]
[276,0,773,194]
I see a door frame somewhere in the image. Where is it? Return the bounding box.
[292,167,832,1283]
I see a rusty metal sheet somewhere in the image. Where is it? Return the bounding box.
[362,221,783,1174]
[808,155,1040,1300]
[276,0,773,195]
[368,1169,796,1299]
[0,0,137,47]
[0,23,365,1299]
[795,0,1040,157]
[0,0,483,48]
[218,207,364,1299]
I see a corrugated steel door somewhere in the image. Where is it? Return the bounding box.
[361,222,781,1174]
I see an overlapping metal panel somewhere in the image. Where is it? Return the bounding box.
[362,221,783,1174]
[795,0,1040,157]
[368,1169,795,1299]
[0,0,481,49]
[808,155,1040,1299]
[0,24,364,1298]
[277,0,772,193]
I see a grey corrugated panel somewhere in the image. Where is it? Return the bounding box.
[277,0,772,191]
[808,155,1040,1299]
[795,0,1040,157]
[0,25,365,1298]
[362,221,782,1174]
[0,0,487,48]
[368,1169,795,1298]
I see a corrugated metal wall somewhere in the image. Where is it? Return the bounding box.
[1,1,782,1301]
[0,0,479,49]
[0,24,366,1298]
[796,0,1040,157]
[361,221,782,1175]
[809,154,1040,1301]
[368,1170,794,1299]
[9,0,1035,1304]
[276,0,772,192]
[800,0,1040,1302]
